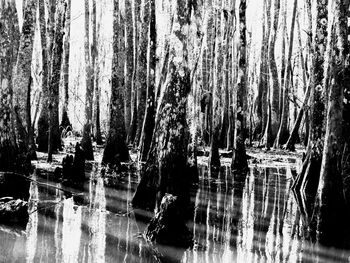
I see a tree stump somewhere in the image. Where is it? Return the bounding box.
[145,194,193,248]
[61,143,86,182]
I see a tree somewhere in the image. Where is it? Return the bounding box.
[81,0,94,160]
[313,0,349,245]
[12,0,38,158]
[47,0,67,162]
[139,0,156,162]
[37,0,57,152]
[0,0,29,173]
[61,0,72,130]
[132,0,194,210]
[231,0,248,172]
[102,0,129,165]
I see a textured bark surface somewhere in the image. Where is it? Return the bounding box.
[12,0,37,150]
[132,0,193,210]
[134,0,150,147]
[102,0,129,165]
[209,1,223,169]
[81,0,94,161]
[313,0,348,246]
[273,0,298,147]
[231,0,248,172]
[139,0,156,162]
[61,0,71,130]
[47,0,66,161]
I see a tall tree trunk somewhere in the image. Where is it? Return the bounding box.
[0,0,29,173]
[61,0,71,130]
[47,0,66,162]
[139,0,156,162]
[124,0,133,136]
[267,0,281,146]
[12,0,38,156]
[81,0,94,160]
[37,0,56,152]
[132,0,193,210]
[231,0,248,172]
[92,0,102,145]
[134,0,150,147]
[209,0,223,169]
[273,0,297,147]
[102,0,129,165]
[313,0,348,245]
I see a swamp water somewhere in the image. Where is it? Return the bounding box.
[1,157,350,263]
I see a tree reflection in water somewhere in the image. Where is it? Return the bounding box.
[1,162,350,262]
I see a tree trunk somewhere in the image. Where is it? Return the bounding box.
[132,0,193,210]
[102,0,130,165]
[231,0,248,172]
[312,0,348,246]
[92,0,102,145]
[61,0,72,130]
[209,1,223,169]
[0,0,29,173]
[81,0,94,160]
[47,0,66,162]
[273,0,297,147]
[124,0,133,136]
[37,0,55,152]
[139,0,156,162]
[267,0,281,146]
[12,0,37,155]
[134,0,150,147]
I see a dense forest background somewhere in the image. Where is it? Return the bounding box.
[1,0,350,260]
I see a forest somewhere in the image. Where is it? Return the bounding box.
[1,0,350,262]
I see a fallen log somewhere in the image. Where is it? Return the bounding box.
[0,199,28,224]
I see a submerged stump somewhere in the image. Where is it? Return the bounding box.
[0,199,28,224]
[145,194,193,248]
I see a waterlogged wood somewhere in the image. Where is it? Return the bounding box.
[0,199,28,224]
[102,0,129,165]
[132,0,193,210]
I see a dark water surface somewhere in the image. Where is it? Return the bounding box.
[1,160,350,263]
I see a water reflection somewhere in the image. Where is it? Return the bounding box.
[1,162,350,262]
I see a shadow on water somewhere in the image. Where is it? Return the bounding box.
[1,160,350,262]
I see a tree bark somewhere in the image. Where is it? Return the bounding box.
[313,0,348,246]
[132,0,193,210]
[231,0,248,172]
[273,0,298,147]
[102,0,130,165]
[81,0,94,160]
[47,0,66,162]
[61,0,72,130]
[12,0,38,154]
[139,0,156,162]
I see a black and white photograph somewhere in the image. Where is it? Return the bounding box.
[1,0,350,262]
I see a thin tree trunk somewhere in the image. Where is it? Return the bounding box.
[124,0,133,135]
[273,0,297,147]
[47,0,66,162]
[81,0,94,160]
[139,0,156,162]
[61,0,71,130]
[102,0,129,165]
[231,0,248,172]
